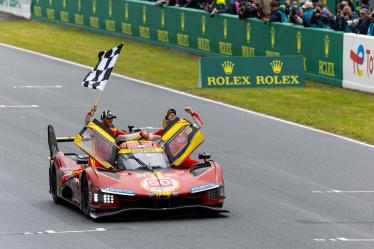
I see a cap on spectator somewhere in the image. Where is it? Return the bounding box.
[359,7,369,13]
[303,1,314,9]
[100,110,117,119]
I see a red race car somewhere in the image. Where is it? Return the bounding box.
[47,118,226,219]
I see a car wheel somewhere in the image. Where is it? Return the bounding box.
[81,175,91,218]
[49,164,61,204]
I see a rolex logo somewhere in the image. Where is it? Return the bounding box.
[270,60,283,74]
[201,16,206,35]
[324,35,330,58]
[270,27,276,48]
[222,61,234,75]
[109,0,112,17]
[92,0,96,14]
[296,31,302,53]
[143,6,147,24]
[223,19,228,39]
[125,3,129,21]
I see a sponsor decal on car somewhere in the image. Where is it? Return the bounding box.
[140,176,180,193]
[101,187,136,196]
[190,182,219,193]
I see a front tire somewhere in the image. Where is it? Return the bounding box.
[81,175,91,218]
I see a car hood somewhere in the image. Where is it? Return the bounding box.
[95,166,219,196]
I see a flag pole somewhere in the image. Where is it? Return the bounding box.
[85,91,103,124]
[94,90,103,108]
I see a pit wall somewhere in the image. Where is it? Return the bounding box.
[34,0,374,89]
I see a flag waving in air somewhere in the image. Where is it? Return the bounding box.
[82,43,123,91]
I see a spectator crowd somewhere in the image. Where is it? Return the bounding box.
[152,0,374,36]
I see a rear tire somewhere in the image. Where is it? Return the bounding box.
[49,164,61,204]
[81,175,91,218]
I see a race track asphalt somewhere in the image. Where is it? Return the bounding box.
[1,43,374,249]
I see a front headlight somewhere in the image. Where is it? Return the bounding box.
[92,189,115,204]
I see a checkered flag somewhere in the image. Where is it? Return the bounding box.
[82,43,123,91]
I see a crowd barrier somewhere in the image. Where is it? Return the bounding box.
[30,0,374,92]
[0,0,31,18]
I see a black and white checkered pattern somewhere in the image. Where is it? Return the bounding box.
[82,44,123,91]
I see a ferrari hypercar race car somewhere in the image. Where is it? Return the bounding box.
[47,118,226,219]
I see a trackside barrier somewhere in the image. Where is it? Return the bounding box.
[0,0,31,18]
[343,33,374,94]
[31,0,343,86]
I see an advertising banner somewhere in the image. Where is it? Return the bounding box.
[0,0,30,18]
[199,56,304,88]
[343,33,374,93]
[31,0,343,87]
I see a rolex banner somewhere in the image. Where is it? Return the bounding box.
[199,56,304,88]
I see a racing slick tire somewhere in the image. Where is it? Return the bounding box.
[81,174,91,218]
[49,164,61,204]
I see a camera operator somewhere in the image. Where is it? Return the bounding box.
[288,3,303,25]
[331,2,347,30]
[341,5,359,32]
[238,0,261,19]
[310,2,334,28]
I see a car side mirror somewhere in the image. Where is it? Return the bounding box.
[198,153,211,162]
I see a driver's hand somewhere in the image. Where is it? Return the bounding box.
[149,134,161,141]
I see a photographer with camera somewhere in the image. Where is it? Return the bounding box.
[309,2,333,28]
[341,5,359,32]
[289,2,303,25]
[238,0,262,19]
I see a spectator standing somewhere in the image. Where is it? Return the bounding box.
[264,0,288,22]
[289,2,304,25]
[210,0,227,16]
[302,1,315,26]
[341,5,359,32]
[366,10,374,35]
[354,7,371,34]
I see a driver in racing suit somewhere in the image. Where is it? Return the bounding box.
[61,107,155,185]
[154,107,204,168]
[85,107,157,167]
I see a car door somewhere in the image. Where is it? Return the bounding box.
[161,117,204,166]
[74,119,118,169]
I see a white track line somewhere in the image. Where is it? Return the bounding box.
[13,85,62,88]
[1,42,373,149]
[313,190,374,194]
[315,237,374,242]
[0,104,39,108]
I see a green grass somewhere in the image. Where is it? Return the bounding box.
[1,20,374,143]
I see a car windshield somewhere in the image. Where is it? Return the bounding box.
[116,152,170,170]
